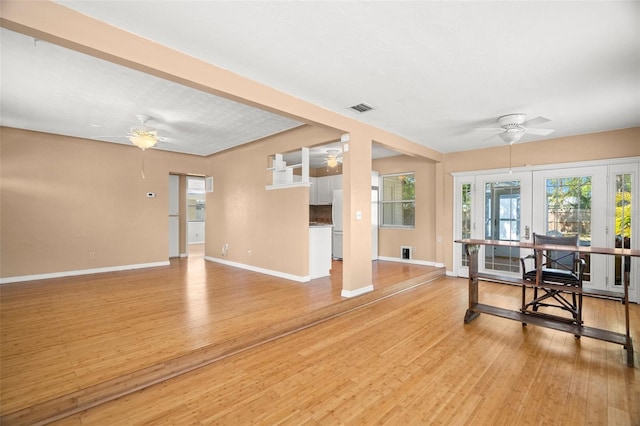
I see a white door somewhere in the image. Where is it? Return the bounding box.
[371,188,379,260]
[532,166,607,289]
[608,163,638,302]
[475,172,532,278]
[169,216,179,258]
[168,174,180,258]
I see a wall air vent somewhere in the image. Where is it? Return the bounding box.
[349,103,374,113]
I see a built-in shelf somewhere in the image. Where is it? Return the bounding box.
[265,182,311,191]
[266,147,309,189]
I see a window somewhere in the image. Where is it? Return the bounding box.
[381,173,415,227]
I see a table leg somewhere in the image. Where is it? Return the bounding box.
[464,244,480,324]
[623,258,634,367]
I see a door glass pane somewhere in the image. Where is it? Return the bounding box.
[614,173,632,286]
[484,181,520,272]
[545,176,592,281]
[461,183,472,266]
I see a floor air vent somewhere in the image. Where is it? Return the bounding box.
[401,246,412,260]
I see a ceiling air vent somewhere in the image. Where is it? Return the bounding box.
[349,102,374,113]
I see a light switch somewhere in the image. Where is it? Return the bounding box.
[356,210,362,220]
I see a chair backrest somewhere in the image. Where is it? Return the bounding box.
[533,233,579,272]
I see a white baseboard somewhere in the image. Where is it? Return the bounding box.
[377,256,444,268]
[446,270,456,277]
[0,261,170,284]
[205,256,309,283]
[341,284,374,298]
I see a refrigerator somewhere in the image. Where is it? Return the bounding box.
[331,185,379,260]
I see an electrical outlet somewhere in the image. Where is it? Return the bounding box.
[89,252,95,259]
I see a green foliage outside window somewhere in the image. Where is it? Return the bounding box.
[381,173,415,227]
[616,174,632,238]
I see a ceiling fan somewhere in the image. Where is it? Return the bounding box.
[475,113,554,144]
[93,114,169,150]
[325,149,342,168]
[127,114,161,150]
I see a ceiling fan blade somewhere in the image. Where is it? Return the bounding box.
[474,127,504,132]
[522,116,551,127]
[481,132,502,141]
[524,128,554,136]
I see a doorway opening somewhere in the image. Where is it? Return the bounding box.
[187,176,206,257]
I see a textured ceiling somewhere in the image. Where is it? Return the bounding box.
[1,1,639,160]
[0,28,304,157]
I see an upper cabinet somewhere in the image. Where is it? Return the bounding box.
[331,174,342,190]
[309,177,318,205]
[311,174,342,205]
[316,176,333,204]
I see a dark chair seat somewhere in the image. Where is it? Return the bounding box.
[523,269,580,286]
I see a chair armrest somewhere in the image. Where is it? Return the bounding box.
[575,258,586,282]
[520,254,535,278]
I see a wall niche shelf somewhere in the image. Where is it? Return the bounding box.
[265,147,310,190]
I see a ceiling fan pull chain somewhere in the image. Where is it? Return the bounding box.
[141,152,146,179]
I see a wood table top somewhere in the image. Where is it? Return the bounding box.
[455,238,640,257]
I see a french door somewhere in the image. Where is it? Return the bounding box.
[532,166,607,289]
[454,159,638,303]
[608,164,636,295]
[455,172,532,278]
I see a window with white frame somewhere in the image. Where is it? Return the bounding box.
[381,173,415,227]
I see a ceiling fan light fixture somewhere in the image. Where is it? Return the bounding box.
[326,149,340,168]
[129,132,158,150]
[498,131,524,144]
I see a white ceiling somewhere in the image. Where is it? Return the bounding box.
[1,1,638,162]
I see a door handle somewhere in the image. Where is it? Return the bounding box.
[524,225,530,240]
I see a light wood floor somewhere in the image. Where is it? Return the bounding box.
[0,247,443,424]
[2,245,639,425]
[48,276,640,425]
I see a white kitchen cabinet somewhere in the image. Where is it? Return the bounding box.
[309,225,332,279]
[316,176,333,205]
[309,177,317,205]
[310,174,343,205]
[331,174,342,190]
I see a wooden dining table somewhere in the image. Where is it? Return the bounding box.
[455,238,639,367]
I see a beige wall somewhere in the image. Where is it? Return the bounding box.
[2,3,637,289]
[0,1,440,292]
[373,155,437,263]
[206,125,341,278]
[0,127,209,278]
[438,127,640,272]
